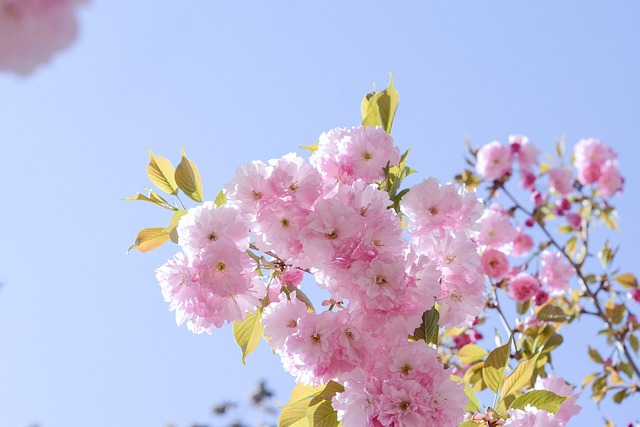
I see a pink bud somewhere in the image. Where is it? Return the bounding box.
[578,161,601,184]
[531,191,544,207]
[629,288,640,303]
[534,290,549,306]
[560,198,572,211]
[525,217,535,227]
[510,142,521,153]
[566,212,581,229]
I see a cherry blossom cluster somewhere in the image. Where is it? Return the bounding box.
[156,125,485,426]
[474,135,624,307]
[0,0,86,75]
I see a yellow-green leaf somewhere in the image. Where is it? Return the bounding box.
[458,344,489,365]
[482,340,511,393]
[630,334,639,353]
[615,273,638,289]
[175,148,203,202]
[588,347,604,364]
[306,399,341,427]
[279,383,326,427]
[500,355,539,401]
[147,149,178,195]
[128,227,170,253]
[166,209,188,243]
[214,189,227,207]
[300,141,319,153]
[508,390,568,414]
[232,308,264,364]
[411,306,439,344]
[452,375,481,412]
[537,305,572,323]
[361,73,400,135]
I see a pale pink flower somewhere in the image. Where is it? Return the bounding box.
[268,152,323,208]
[477,204,517,247]
[578,161,601,184]
[224,160,274,219]
[540,250,574,295]
[508,272,541,302]
[439,272,486,327]
[534,373,581,426]
[177,203,249,255]
[0,0,86,75]
[505,405,560,427]
[566,212,581,229]
[599,162,623,198]
[548,167,573,195]
[341,126,401,184]
[481,248,510,279]
[262,291,310,350]
[573,138,615,170]
[476,140,512,181]
[512,227,534,257]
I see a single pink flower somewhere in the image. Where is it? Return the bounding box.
[508,272,541,302]
[481,249,509,279]
[476,140,513,181]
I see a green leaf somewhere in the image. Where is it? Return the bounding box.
[175,147,203,202]
[508,390,568,414]
[588,347,604,364]
[214,189,227,207]
[459,422,481,427]
[411,306,439,344]
[283,285,315,312]
[361,73,400,134]
[598,241,613,269]
[452,375,481,412]
[166,209,188,243]
[232,308,264,364]
[279,383,326,427]
[300,142,319,153]
[630,334,639,353]
[147,149,178,195]
[600,207,619,230]
[537,305,572,323]
[309,381,345,406]
[615,273,638,289]
[482,339,511,393]
[458,344,489,365]
[128,227,170,253]
[306,399,340,427]
[613,389,629,404]
[500,355,539,400]
[565,236,578,259]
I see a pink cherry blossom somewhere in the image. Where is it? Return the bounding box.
[505,405,560,427]
[540,250,574,295]
[477,204,517,248]
[628,288,640,303]
[0,0,86,75]
[512,227,534,257]
[481,248,510,279]
[599,162,623,198]
[508,272,541,302]
[476,140,513,181]
[548,167,573,195]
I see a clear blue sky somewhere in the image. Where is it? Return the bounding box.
[1,2,639,426]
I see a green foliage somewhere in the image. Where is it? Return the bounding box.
[500,355,539,402]
[410,306,439,344]
[508,390,568,414]
[233,309,264,364]
[128,227,170,253]
[482,339,511,393]
[458,344,489,366]
[147,149,179,195]
[361,74,399,135]
[175,147,204,202]
[537,305,573,323]
[279,382,343,427]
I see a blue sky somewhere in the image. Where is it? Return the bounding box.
[1,2,639,426]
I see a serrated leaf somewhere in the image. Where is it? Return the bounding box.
[300,141,319,154]
[283,285,315,312]
[629,334,639,353]
[411,306,439,344]
[537,305,572,323]
[147,149,178,195]
[500,355,539,400]
[458,344,489,365]
[124,191,176,210]
[214,189,226,207]
[232,308,263,364]
[615,273,638,289]
[452,375,481,412]
[166,209,188,243]
[279,383,326,427]
[482,339,511,393]
[588,347,604,364]
[128,227,170,253]
[509,390,568,414]
[361,73,399,134]
[306,399,340,427]
[175,148,203,202]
